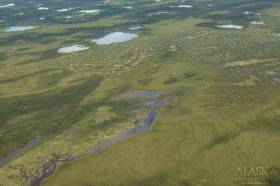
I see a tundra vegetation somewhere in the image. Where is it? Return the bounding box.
[0,0,280,186]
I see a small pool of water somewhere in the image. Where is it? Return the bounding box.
[4,26,36,32]
[0,3,15,8]
[38,7,49,10]
[170,5,193,8]
[216,25,244,29]
[132,91,161,98]
[57,8,73,12]
[58,45,89,54]
[123,6,133,9]
[79,9,100,13]
[93,32,138,45]
[129,25,143,30]
[250,21,264,25]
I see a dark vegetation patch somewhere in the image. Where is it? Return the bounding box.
[0,68,72,87]
[0,52,8,60]
[15,47,32,52]
[144,64,161,75]
[163,71,197,85]
[183,71,196,79]
[0,77,103,158]
[40,70,73,86]
[0,69,56,84]
[108,97,147,116]
[0,30,74,46]
[138,78,153,85]
[206,132,240,150]
[179,180,192,186]
[162,51,174,59]
[265,167,280,186]
[36,48,60,61]
[127,172,168,186]
[120,0,278,28]
[243,112,280,132]
[1,0,278,29]
[164,77,179,85]
[0,77,150,160]
[16,48,61,65]
[0,21,142,47]
[195,0,279,28]
[107,84,131,98]
[205,108,280,151]
[0,0,278,50]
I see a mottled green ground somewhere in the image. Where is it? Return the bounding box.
[1,0,280,186]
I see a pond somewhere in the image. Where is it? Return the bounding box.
[93,32,138,45]
[4,26,37,32]
[129,25,143,30]
[0,3,15,8]
[58,45,89,53]
[250,21,264,25]
[79,9,100,14]
[216,25,244,29]
[170,5,193,8]
[38,7,49,10]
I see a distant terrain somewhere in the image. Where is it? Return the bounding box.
[0,0,280,186]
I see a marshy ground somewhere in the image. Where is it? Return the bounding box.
[0,0,280,186]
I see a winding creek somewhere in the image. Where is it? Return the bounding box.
[25,91,168,186]
[0,136,42,167]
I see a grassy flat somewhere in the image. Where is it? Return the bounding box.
[0,0,280,186]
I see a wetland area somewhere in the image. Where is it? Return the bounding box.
[0,0,280,186]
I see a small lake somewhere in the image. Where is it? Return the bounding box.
[38,7,49,10]
[0,3,15,8]
[132,91,161,98]
[93,32,138,45]
[216,25,244,29]
[4,26,36,32]
[129,25,143,30]
[79,9,100,14]
[123,6,133,10]
[57,8,73,12]
[170,5,193,8]
[58,45,89,54]
[250,21,264,25]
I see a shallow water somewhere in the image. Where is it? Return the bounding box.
[38,7,48,10]
[123,6,133,9]
[79,9,100,13]
[93,110,159,154]
[92,92,166,154]
[57,8,73,12]
[170,5,193,8]
[129,25,143,30]
[29,91,167,186]
[216,25,244,29]
[0,3,15,8]
[4,26,36,32]
[93,32,138,45]
[0,136,42,167]
[132,91,161,98]
[250,21,264,25]
[58,45,89,53]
